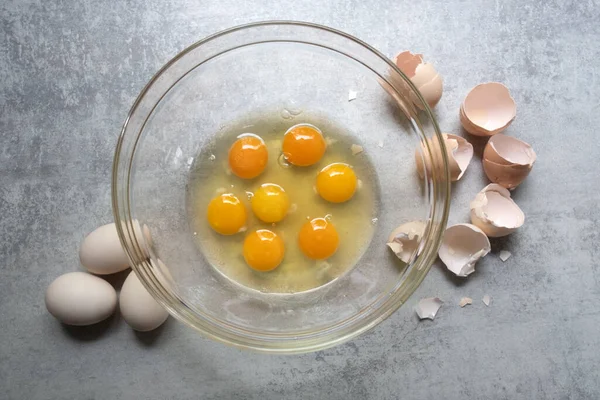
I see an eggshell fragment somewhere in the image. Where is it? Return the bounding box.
[439,224,491,277]
[45,272,117,326]
[460,83,516,136]
[393,51,443,108]
[470,184,525,237]
[483,134,536,189]
[120,271,169,332]
[482,294,491,306]
[415,133,473,182]
[415,297,443,320]
[499,250,512,262]
[386,220,427,263]
[459,297,473,307]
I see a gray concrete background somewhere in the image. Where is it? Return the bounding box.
[1,0,599,399]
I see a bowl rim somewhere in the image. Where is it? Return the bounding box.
[112,20,451,354]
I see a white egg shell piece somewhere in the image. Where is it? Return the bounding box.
[393,51,443,108]
[415,297,443,320]
[120,271,169,332]
[415,133,473,182]
[386,220,427,263]
[438,223,491,277]
[483,134,536,189]
[45,272,117,326]
[470,184,525,237]
[460,82,516,136]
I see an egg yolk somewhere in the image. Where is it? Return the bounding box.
[298,217,339,260]
[316,163,357,203]
[206,193,247,235]
[251,183,290,223]
[243,229,285,271]
[282,124,326,166]
[228,134,268,179]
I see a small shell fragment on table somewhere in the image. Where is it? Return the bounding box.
[482,294,491,306]
[415,297,443,320]
[348,90,357,101]
[499,250,512,262]
[459,297,473,307]
[483,134,536,189]
[438,224,491,277]
[386,220,427,263]
[470,184,525,237]
[460,82,516,136]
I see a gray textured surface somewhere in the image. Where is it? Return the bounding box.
[1,0,600,399]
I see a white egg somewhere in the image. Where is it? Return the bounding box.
[45,272,117,326]
[79,222,138,275]
[120,271,169,332]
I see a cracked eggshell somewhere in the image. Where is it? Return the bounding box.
[415,297,443,320]
[415,134,473,182]
[483,134,536,189]
[386,220,427,263]
[460,83,516,136]
[393,51,443,108]
[470,184,525,237]
[438,224,491,277]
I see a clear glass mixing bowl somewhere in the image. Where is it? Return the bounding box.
[112,21,450,353]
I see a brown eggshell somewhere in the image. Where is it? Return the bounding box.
[460,83,516,136]
[482,134,536,189]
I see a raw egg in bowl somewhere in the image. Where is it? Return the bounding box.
[112,21,450,353]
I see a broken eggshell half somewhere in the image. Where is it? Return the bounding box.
[438,223,491,277]
[393,51,443,109]
[470,184,525,237]
[386,220,427,263]
[415,133,473,182]
[460,82,516,136]
[483,134,536,189]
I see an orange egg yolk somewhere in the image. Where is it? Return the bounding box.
[228,134,268,179]
[282,124,326,166]
[206,193,247,235]
[298,217,339,260]
[251,183,290,223]
[243,229,285,271]
[316,163,357,203]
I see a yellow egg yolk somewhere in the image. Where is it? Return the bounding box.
[251,183,290,223]
[228,134,268,179]
[316,163,357,203]
[298,217,339,260]
[282,124,326,166]
[206,193,247,235]
[243,229,285,271]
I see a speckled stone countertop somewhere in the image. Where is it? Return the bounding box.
[2,1,599,399]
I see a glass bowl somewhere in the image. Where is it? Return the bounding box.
[112,21,450,354]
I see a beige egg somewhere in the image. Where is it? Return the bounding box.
[393,51,443,108]
[460,83,516,136]
[438,224,491,277]
[45,272,117,326]
[386,220,427,263]
[483,134,536,189]
[120,271,169,332]
[415,133,473,182]
[470,184,525,237]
